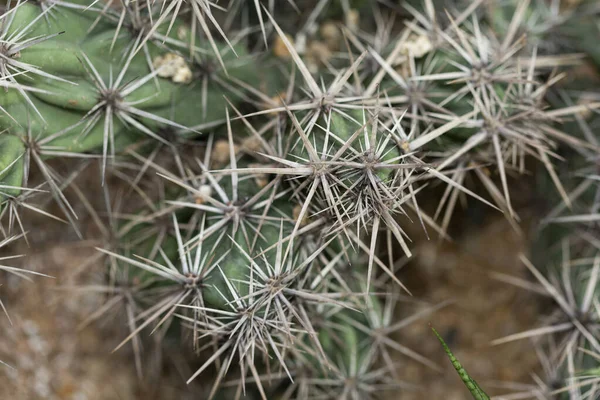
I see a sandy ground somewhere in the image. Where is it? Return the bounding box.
[393,216,543,399]
[0,245,139,400]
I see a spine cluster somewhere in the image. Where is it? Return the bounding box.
[0,0,599,398]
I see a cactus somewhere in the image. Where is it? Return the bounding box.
[1,0,600,398]
[0,0,258,236]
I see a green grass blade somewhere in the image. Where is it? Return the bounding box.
[431,325,490,400]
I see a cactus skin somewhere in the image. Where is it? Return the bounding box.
[0,2,259,200]
[0,135,25,198]
[431,326,490,400]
